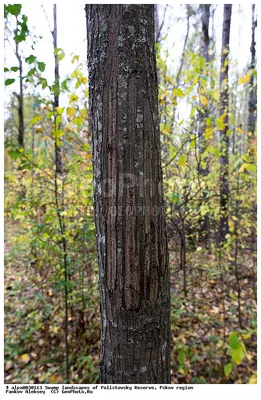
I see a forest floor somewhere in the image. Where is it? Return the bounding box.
[169,250,257,384]
[4,242,257,384]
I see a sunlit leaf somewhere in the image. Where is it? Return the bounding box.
[248,374,257,384]
[20,354,30,363]
[38,62,46,72]
[216,118,225,130]
[224,363,233,377]
[55,107,64,115]
[178,154,186,167]
[177,351,185,365]
[5,78,15,86]
[200,95,208,106]
[229,332,239,349]
[231,342,246,365]
[6,4,22,16]
[54,47,65,61]
[25,55,37,64]
[67,107,76,118]
[71,54,79,64]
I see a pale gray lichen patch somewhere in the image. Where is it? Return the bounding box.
[136,113,143,123]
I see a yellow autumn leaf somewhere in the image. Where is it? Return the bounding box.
[69,94,79,103]
[239,163,248,173]
[55,107,64,115]
[219,112,226,122]
[71,54,79,64]
[204,127,212,140]
[80,109,88,118]
[21,354,30,363]
[67,107,76,118]
[71,69,82,79]
[200,95,208,106]
[178,154,187,167]
[245,73,250,84]
[35,127,43,134]
[192,76,198,85]
[50,374,59,383]
[159,91,168,103]
[248,374,257,384]
[216,118,225,130]
[213,91,219,101]
[237,127,243,133]
[242,333,251,340]
[30,115,42,127]
[238,74,250,85]
[231,216,238,221]
[81,77,87,84]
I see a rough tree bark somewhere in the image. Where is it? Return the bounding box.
[219,4,232,244]
[85,5,171,384]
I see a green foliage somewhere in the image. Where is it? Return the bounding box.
[4,4,22,17]
[5,78,16,86]
[157,5,256,384]
[224,363,232,377]
[54,48,65,62]
[228,332,246,365]
[5,22,97,380]
[26,55,37,64]
[229,332,239,349]
[37,62,46,72]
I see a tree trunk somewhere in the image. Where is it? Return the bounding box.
[15,17,24,148]
[198,3,210,153]
[198,4,210,241]
[248,4,257,138]
[53,4,63,174]
[219,4,232,243]
[85,4,171,384]
[154,4,160,44]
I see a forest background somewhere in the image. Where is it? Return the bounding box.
[2,2,258,386]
